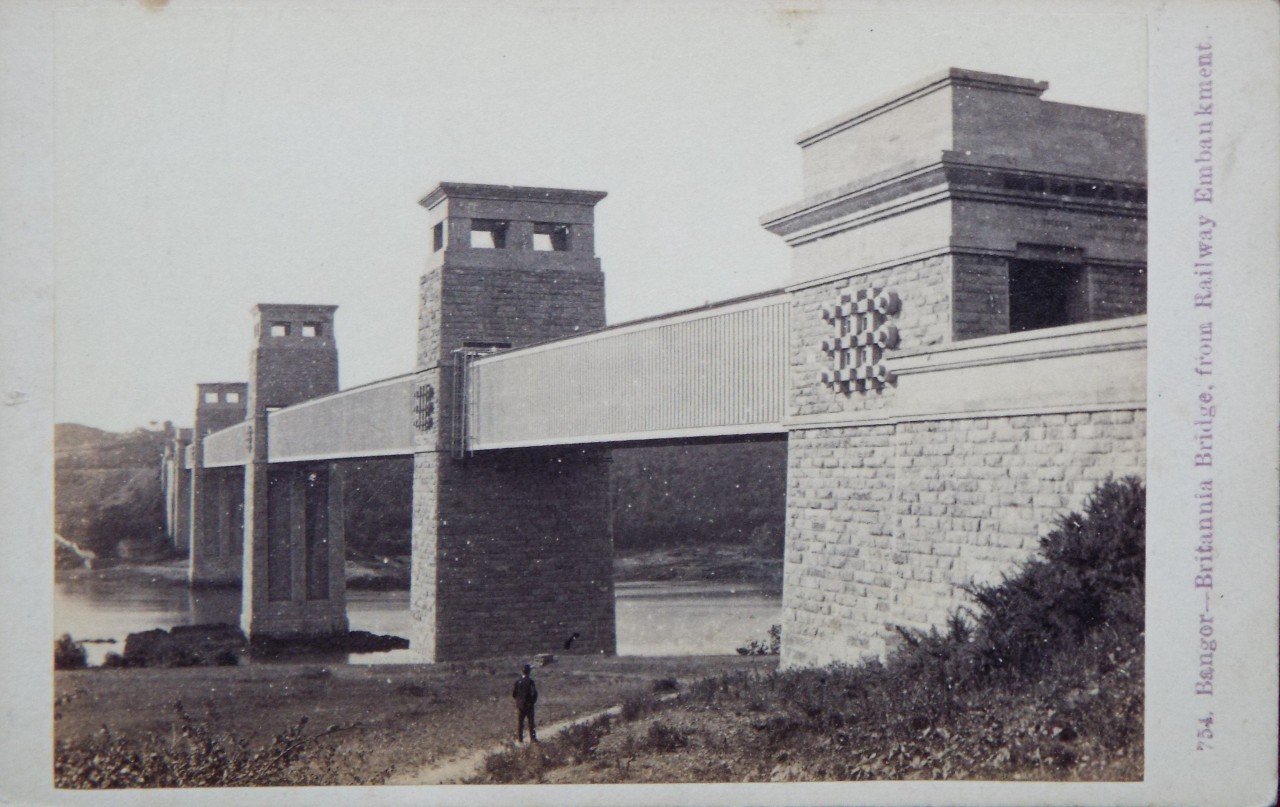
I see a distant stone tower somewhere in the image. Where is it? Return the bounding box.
[188,383,247,584]
[241,304,348,637]
[161,427,193,553]
[409,183,615,661]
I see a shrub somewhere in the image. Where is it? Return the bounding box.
[643,721,690,752]
[651,677,680,694]
[620,695,652,722]
[54,634,87,670]
[55,701,390,788]
[959,476,1145,679]
[736,624,781,656]
[559,715,612,762]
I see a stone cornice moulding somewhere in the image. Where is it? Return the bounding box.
[890,314,1147,369]
[795,68,1049,148]
[419,182,608,210]
[762,155,1147,244]
[785,400,1147,432]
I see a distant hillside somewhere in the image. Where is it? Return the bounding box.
[611,440,787,552]
[55,423,169,557]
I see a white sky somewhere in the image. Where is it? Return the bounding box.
[53,0,1147,432]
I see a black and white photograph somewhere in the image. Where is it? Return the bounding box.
[2,0,1276,804]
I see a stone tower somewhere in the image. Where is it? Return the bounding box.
[409,182,615,661]
[241,304,348,638]
[762,69,1147,666]
[188,383,247,584]
[162,427,192,553]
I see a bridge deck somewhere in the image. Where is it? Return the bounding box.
[198,297,1146,467]
[467,290,791,449]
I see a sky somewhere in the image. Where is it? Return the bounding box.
[52,0,1147,432]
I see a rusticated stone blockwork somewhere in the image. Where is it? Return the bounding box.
[790,258,951,419]
[410,449,615,661]
[784,410,1145,667]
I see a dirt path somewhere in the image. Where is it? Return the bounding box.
[389,703,627,785]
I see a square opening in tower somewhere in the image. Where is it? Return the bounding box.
[1009,260,1088,332]
[533,222,570,252]
[470,219,508,249]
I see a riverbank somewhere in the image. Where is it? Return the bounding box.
[54,654,775,787]
[56,542,785,593]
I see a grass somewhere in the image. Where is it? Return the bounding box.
[54,655,773,788]
[471,477,1146,784]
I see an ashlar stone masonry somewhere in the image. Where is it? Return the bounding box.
[763,68,1147,667]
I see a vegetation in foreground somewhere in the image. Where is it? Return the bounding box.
[472,477,1146,784]
[54,656,773,788]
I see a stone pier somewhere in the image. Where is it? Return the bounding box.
[189,383,247,585]
[409,183,615,661]
[241,304,348,637]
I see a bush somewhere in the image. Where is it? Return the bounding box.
[54,634,87,670]
[620,695,653,722]
[643,721,690,752]
[736,624,781,656]
[958,475,1145,679]
[55,701,390,788]
[651,677,680,694]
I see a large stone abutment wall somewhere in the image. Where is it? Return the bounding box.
[784,408,1145,667]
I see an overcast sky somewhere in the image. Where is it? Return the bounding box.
[53,1,1146,432]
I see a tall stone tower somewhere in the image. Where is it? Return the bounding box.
[241,304,348,638]
[161,427,193,553]
[188,383,247,584]
[409,183,615,661]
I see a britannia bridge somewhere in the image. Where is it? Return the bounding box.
[161,69,1147,667]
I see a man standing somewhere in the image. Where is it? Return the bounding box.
[512,664,538,743]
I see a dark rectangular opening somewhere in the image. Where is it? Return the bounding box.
[470,219,508,249]
[533,222,570,252]
[1008,260,1088,332]
[433,221,445,252]
[304,468,330,601]
[266,471,292,601]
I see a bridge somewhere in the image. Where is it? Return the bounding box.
[162,68,1147,667]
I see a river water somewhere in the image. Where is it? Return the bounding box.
[54,577,781,665]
